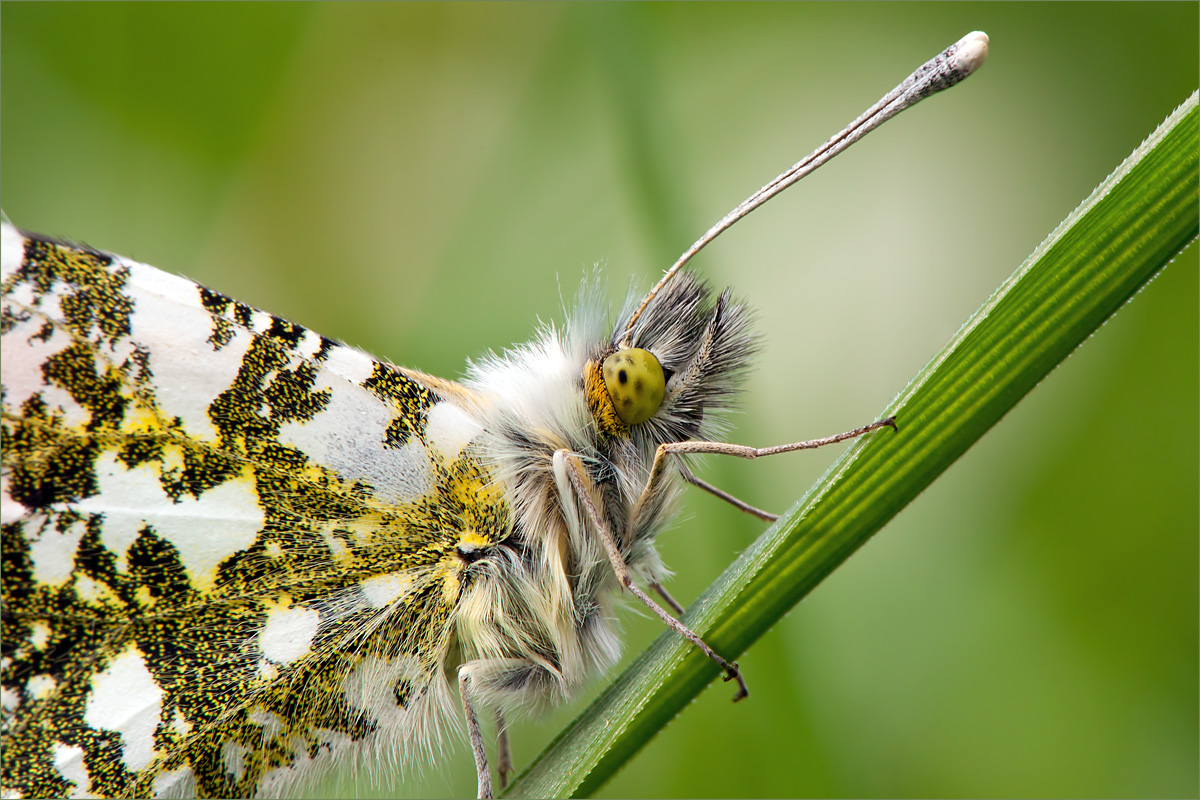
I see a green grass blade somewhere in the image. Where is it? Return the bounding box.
[505,92,1199,799]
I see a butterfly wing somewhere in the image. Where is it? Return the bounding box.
[1,223,504,797]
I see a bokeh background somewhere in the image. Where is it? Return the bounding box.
[3,4,1196,798]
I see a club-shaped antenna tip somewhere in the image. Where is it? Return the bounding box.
[955,31,990,75]
[619,32,990,338]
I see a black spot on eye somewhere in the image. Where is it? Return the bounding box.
[618,369,628,384]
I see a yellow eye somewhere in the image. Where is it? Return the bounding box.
[601,348,665,426]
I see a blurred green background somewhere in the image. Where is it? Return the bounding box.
[3,3,1196,798]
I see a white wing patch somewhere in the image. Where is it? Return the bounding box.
[360,571,415,609]
[126,263,255,443]
[83,648,165,773]
[277,360,439,505]
[51,744,92,798]
[425,401,483,461]
[322,343,377,384]
[258,603,320,664]
[71,451,263,588]
[27,515,87,587]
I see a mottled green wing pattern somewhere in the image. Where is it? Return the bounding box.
[1,223,508,797]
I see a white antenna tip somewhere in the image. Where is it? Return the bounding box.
[954,31,990,75]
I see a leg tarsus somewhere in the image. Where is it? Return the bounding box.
[723,663,750,701]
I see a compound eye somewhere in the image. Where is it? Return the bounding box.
[601,348,665,426]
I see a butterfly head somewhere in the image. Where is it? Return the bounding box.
[585,272,757,444]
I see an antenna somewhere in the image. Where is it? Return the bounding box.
[621,31,989,342]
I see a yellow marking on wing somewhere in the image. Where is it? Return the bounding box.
[437,561,462,604]
[457,530,492,551]
[120,404,164,436]
[449,470,504,515]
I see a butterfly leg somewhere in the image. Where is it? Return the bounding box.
[649,417,897,517]
[495,710,512,791]
[458,669,494,800]
[677,462,778,521]
[626,416,897,692]
[648,580,685,616]
[459,658,558,798]
[558,450,749,701]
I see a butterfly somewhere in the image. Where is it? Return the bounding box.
[1,32,987,799]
